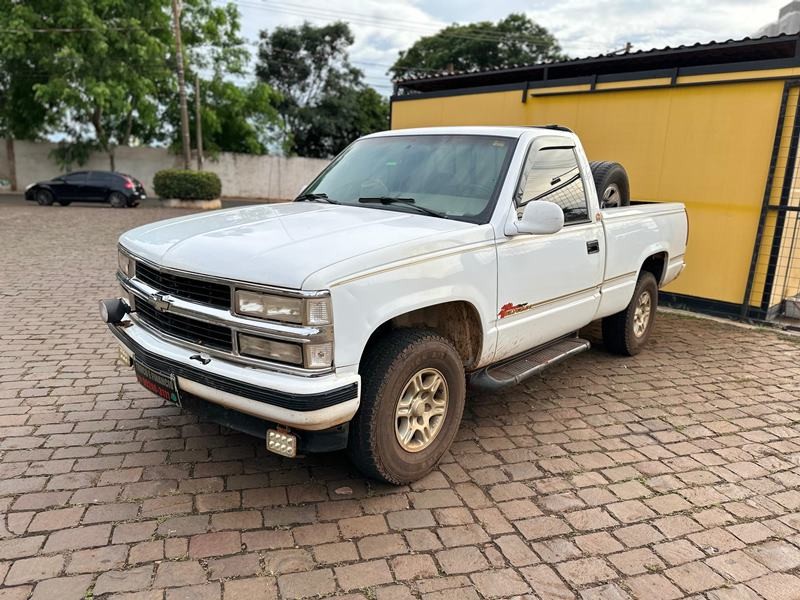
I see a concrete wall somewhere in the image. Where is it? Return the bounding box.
[0,139,330,200]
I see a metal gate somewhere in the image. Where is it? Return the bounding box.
[742,79,800,323]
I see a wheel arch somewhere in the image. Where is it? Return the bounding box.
[639,251,668,286]
[359,300,484,371]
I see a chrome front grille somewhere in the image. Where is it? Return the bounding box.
[135,261,230,309]
[119,253,334,375]
[136,299,233,352]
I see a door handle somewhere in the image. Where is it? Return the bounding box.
[586,240,600,254]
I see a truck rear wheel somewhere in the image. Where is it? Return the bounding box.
[602,272,658,356]
[589,161,630,208]
[349,328,466,484]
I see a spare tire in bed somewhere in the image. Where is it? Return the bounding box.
[589,161,630,208]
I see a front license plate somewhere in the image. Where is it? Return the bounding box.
[134,361,181,406]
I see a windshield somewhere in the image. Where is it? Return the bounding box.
[302,134,516,223]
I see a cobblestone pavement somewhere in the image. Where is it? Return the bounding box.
[2,200,800,600]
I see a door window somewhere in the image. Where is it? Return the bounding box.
[62,172,87,184]
[516,146,589,224]
[88,172,116,185]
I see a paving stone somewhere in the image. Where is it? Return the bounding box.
[747,573,800,600]
[436,547,489,574]
[470,568,531,598]
[30,575,93,600]
[706,550,771,582]
[188,531,241,558]
[153,561,207,588]
[5,555,64,585]
[744,540,800,571]
[557,557,617,586]
[389,554,438,580]
[335,559,394,590]
[42,523,111,552]
[625,573,683,600]
[495,534,540,566]
[66,544,128,573]
[208,553,261,580]
[665,561,726,593]
[93,565,154,596]
[223,577,277,600]
[165,582,221,600]
[277,569,335,599]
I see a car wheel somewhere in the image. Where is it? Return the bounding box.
[36,189,54,206]
[348,328,466,484]
[589,161,630,208]
[602,272,658,356]
[108,192,127,208]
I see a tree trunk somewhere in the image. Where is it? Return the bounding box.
[109,146,115,171]
[5,138,17,191]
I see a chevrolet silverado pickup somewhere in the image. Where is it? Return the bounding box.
[100,126,688,484]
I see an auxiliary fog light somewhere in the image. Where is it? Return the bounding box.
[304,342,333,369]
[267,429,297,457]
[99,298,130,324]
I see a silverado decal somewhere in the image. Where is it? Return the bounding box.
[499,302,530,319]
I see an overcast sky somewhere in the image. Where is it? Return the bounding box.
[230,0,789,94]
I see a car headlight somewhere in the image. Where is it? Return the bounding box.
[118,249,134,278]
[25,183,34,192]
[234,289,331,326]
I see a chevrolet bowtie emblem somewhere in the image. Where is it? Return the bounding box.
[151,293,172,312]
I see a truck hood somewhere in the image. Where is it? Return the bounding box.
[120,202,480,290]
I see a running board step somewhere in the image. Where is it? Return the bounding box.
[470,337,591,391]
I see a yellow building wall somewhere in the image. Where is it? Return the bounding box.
[392,81,786,305]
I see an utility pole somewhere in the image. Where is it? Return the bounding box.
[171,0,191,170]
[195,74,204,171]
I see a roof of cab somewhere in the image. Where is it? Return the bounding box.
[363,125,572,139]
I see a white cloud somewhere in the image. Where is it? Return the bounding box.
[232,0,789,93]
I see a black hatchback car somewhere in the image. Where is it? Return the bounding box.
[25,171,147,208]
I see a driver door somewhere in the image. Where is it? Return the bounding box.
[494,138,604,361]
[59,172,87,200]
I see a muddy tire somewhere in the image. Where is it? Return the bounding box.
[348,328,466,484]
[602,272,658,356]
[589,161,630,208]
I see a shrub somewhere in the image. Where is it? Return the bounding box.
[153,169,222,200]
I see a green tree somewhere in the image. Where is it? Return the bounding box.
[390,13,567,80]
[0,0,250,170]
[256,21,388,158]
[170,78,281,156]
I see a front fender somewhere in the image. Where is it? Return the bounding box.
[329,245,498,369]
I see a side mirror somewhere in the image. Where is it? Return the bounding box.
[508,200,564,235]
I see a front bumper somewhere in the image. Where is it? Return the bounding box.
[109,316,360,431]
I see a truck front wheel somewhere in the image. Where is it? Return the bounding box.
[349,329,466,484]
[602,272,658,356]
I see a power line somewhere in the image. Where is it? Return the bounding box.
[233,0,602,49]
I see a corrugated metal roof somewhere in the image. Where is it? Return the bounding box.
[395,32,800,93]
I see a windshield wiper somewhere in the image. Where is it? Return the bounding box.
[295,192,340,204]
[358,196,447,219]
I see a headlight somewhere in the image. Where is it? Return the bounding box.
[238,333,303,365]
[235,289,332,326]
[118,249,134,278]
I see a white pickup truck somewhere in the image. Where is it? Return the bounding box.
[100,126,687,484]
